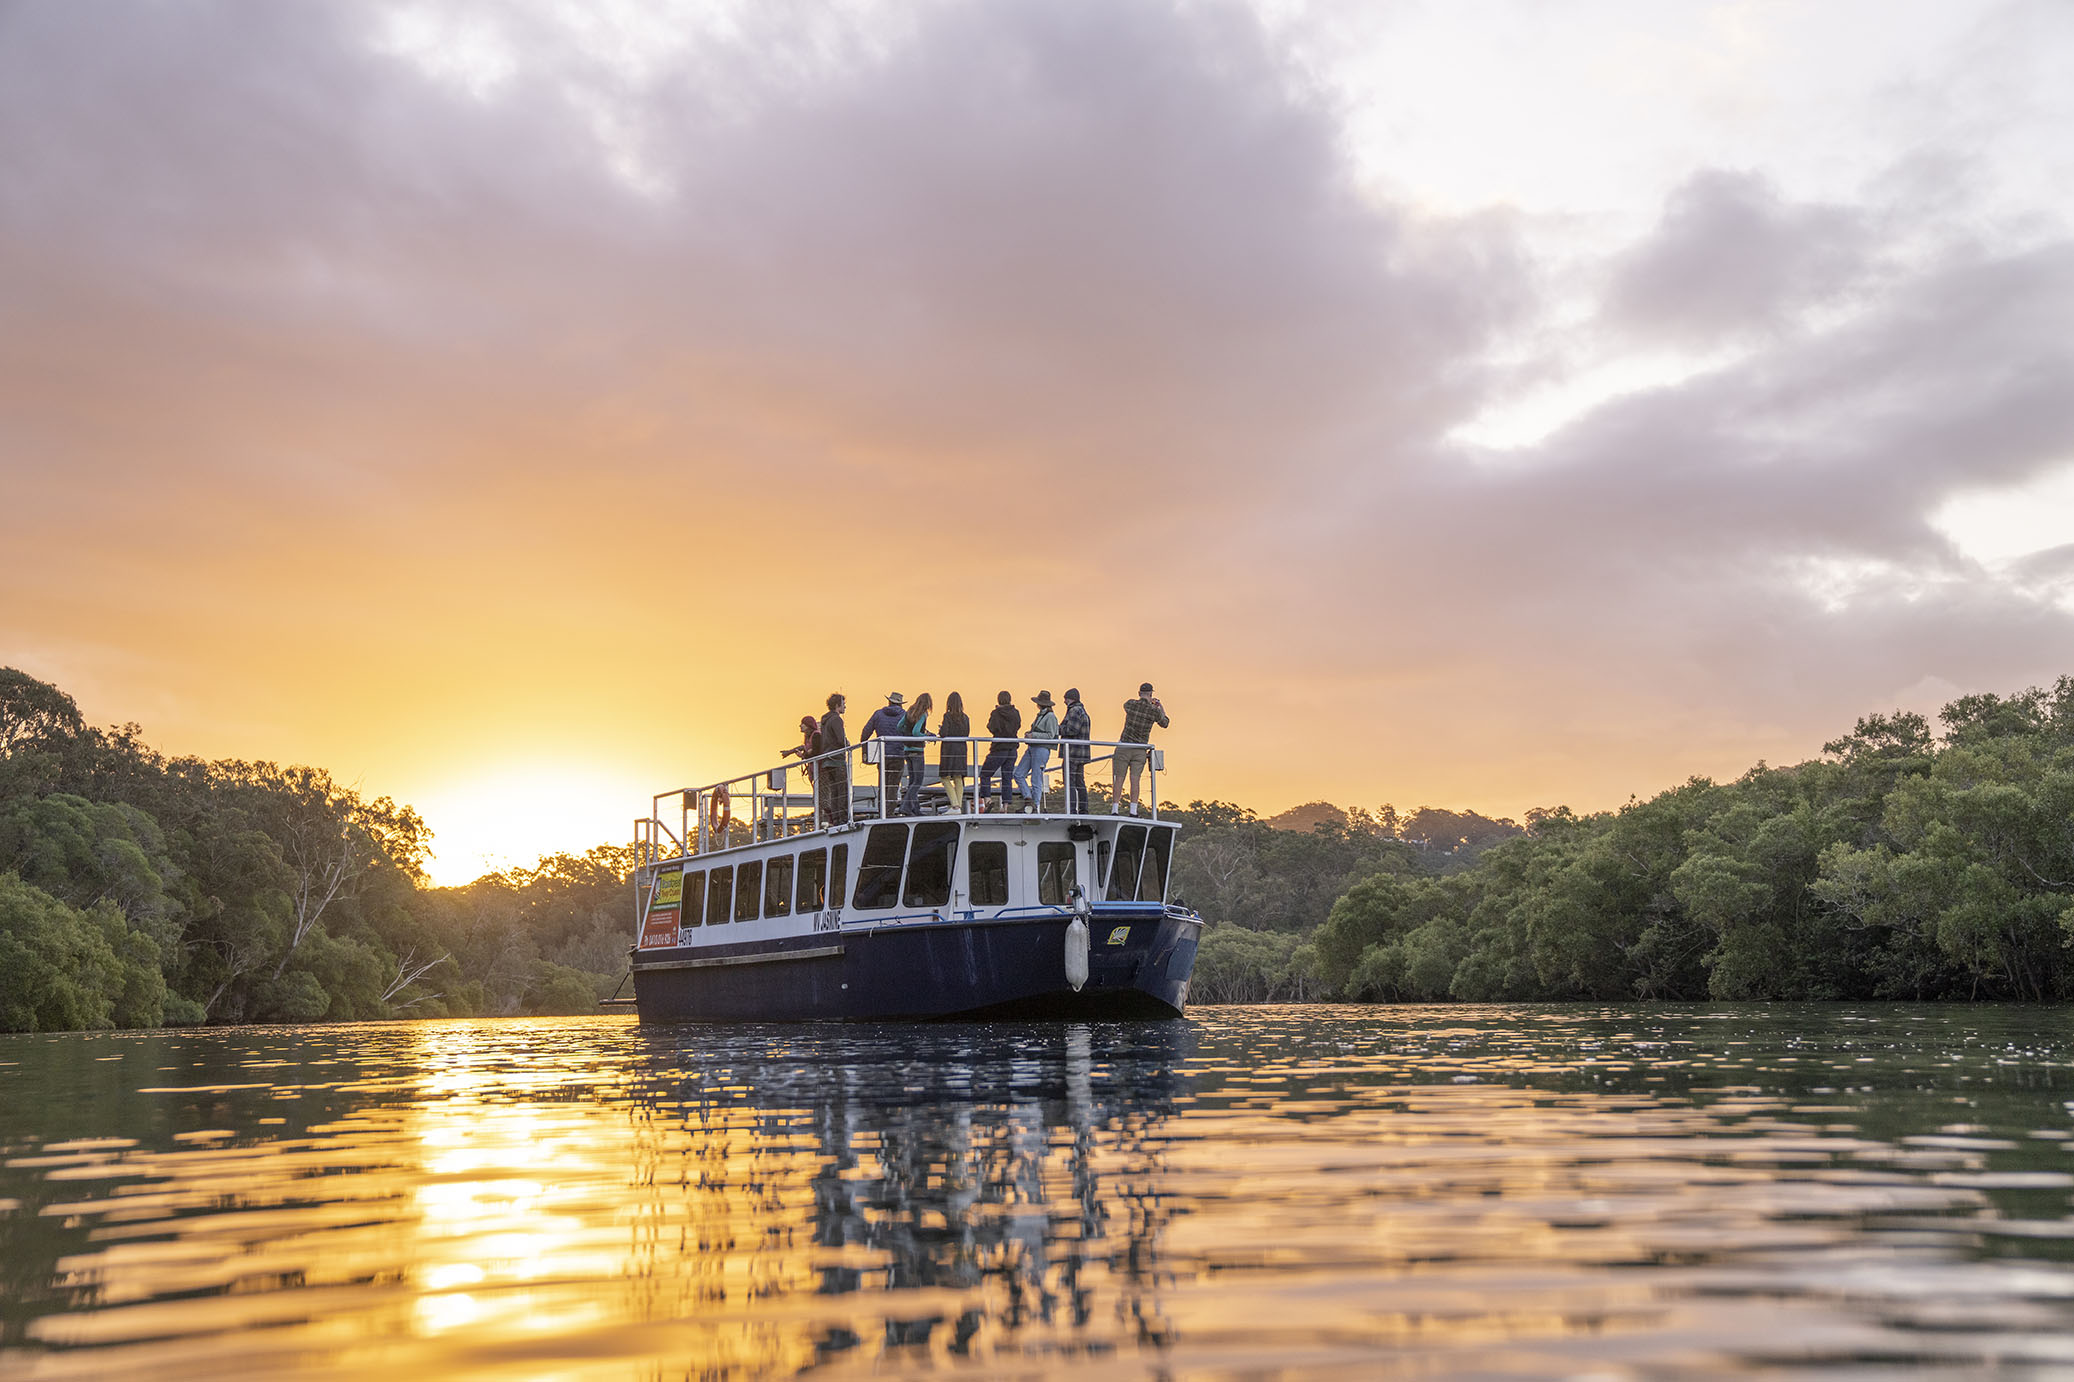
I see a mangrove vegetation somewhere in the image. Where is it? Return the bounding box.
[4,666,2074,1030]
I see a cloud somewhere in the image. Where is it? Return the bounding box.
[1601,170,1874,345]
[1,0,2071,845]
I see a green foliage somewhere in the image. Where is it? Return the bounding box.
[0,793,182,947]
[0,670,84,750]
[255,970,331,1023]
[10,661,2074,1026]
[0,670,85,800]
[1165,798,1487,935]
[0,873,164,1031]
[529,962,610,1015]
[1191,925,1316,1002]
[1309,675,2074,1005]
[0,667,631,1033]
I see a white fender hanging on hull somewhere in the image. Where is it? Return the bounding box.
[1064,916,1090,991]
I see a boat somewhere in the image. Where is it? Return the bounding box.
[622,728,1203,1021]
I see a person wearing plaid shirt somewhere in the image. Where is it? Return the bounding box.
[1112,682,1168,815]
[1058,688,1092,814]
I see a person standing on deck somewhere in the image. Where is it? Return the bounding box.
[897,692,933,816]
[978,691,1020,812]
[1015,691,1058,813]
[858,692,908,816]
[1058,688,1091,814]
[937,692,971,813]
[778,714,821,833]
[1112,682,1168,816]
[817,693,849,825]
[780,715,821,780]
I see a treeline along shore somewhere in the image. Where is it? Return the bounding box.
[3,668,2073,1032]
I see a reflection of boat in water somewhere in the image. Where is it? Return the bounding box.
[624,734,1203,1021]
[619,1021,1193,1361]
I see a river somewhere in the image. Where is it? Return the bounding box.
[2,1005,2072,1378]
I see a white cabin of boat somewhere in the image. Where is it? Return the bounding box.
[629,735,1181,954]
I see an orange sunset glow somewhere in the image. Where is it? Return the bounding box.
[6,1,2073,885]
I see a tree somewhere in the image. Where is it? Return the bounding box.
[1823,709,1934,762]
[0,669,84,756]
[1191,925,1315,1003]
[214,763,430,979]
[0,873,165,1032]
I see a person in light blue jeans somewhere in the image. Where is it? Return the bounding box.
[1013,690,1059,813]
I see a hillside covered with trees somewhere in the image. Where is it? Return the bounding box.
[5,666,2073,1030]
[0,669,631,1030]
[1292,680,2074,1004]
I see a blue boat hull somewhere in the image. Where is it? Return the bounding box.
[632,906,1201,1023]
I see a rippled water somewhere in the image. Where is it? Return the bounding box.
[3,1006,2074,1378]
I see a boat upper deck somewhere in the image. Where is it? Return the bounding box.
[632,734,1171,869]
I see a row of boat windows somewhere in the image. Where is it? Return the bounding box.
[668,823,1173,928]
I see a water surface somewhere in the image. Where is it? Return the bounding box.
[4,1005,2074,1377]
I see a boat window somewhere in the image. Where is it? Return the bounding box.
[968,840,1009,907]
[680,870,707,928]
[796,849,827,911]
[734,860,762,921]
[1037,842,1077,905]
[830,844,849,908]
[903,823,959,908]
[764,854,793,916]
[1139,827,1172,903]
[1096,839,1110,896]
[705,866,733,926]
[1106,826,1146,901]
[852,825,908,910]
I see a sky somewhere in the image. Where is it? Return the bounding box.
[3,0,2072,884]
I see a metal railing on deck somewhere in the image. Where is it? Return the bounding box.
[632,735,1165,867]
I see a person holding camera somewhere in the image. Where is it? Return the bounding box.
[1111,682,1168,816]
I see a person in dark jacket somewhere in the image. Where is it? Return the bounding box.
[817,693,849,825]
[858,692,909,816]
[780,714,821,803]
[897,692,933,815]
[978,691,1020,812]
[1058,688,1091,814]
[937,692,971,813]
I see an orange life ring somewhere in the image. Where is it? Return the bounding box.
[707,785,732,840]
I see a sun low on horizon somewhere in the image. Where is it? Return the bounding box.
[5,0,2073,880]
[409,763,648,886]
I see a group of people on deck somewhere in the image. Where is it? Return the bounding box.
[782,684,1170,824]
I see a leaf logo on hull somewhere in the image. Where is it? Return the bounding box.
[1106,926,1130,946]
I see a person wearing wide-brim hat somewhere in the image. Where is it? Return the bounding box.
[1015,691,1060,814]
[859,692,912,815]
